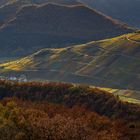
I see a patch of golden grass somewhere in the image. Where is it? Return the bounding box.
[0,57,32,71]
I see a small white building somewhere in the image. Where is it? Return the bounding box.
[18,74,28,82]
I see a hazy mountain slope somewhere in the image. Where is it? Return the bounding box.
[1,31,140,90]
[79,0,140,28]
[0,0,81,27]
[0,3,133,57]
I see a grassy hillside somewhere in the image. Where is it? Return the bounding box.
[0,3,133,57]
[1,32,140,91]
[101,87,140,105]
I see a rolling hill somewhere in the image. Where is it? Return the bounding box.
[0,3,133,57]
[79,0,140,28]
[0,31,140,92]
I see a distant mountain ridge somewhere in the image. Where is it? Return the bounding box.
[0,3,133,57]
[1,0,139,28]
[0,0,81,26]
[79,0,140,28]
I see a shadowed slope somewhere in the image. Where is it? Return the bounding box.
[0,3,133,57]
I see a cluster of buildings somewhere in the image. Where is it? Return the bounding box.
[0,74,27,82]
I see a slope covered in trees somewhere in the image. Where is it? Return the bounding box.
[0,98,139,140]
[0,80,139,140]
[0,80,139,120]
